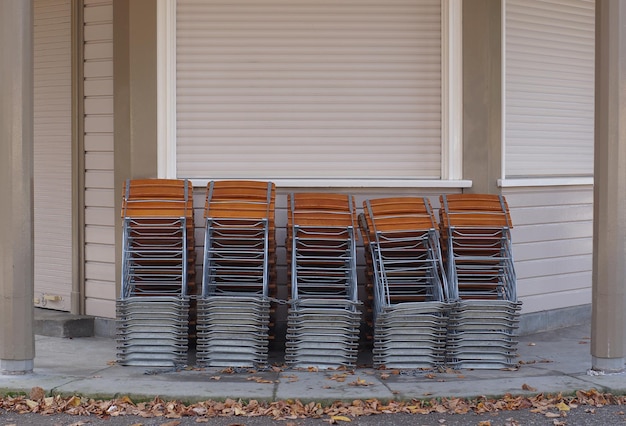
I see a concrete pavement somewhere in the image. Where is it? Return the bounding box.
[1,322,625,403]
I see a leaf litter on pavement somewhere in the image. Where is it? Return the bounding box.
[0,387,622,423]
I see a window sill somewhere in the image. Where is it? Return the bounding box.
[498,177,593,188]
[189,178,473,189]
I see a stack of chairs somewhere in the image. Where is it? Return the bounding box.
[439,194,521,369]
[285,193,361,369]
[196,180,276,367]
[360,197,449,369]
[116,179,194,367]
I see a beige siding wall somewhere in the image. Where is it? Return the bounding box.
[505,186,593,314]
[83,0,116,318]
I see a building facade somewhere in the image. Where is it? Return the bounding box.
[33,0,595,335]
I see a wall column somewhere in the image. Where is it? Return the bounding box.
[462,0,503,194]
[591,0,626,372]
[0,0,35,374]
[113,0,158,298]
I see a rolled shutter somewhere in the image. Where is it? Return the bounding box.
[505,0,595,178]
[176,0,442,180]
[33,0,73,311]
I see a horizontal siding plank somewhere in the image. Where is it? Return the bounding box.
[85,115,114,133]
[84,97,114,114]
[84,134,114,152]
[512,237,591,262]
[85,261,115,281]
[84,43,113,60]
[515,254,591,278]
[85,188,115,207]
[85,242,115,263]
[85,297,115,318]
[85,225,116,245]
[85,207,115,226]
[517,271,591,297]
[84,23,113,40]
[85,170,114,188]
[85,151,114,170]
[504,187,593,208]
[511,204,592,226]
[84,79,114,96]
[85,280,116,300]
[520,288,591,314]
[84,60,114,78]
[83,4,113,24]
[511,221,592,244]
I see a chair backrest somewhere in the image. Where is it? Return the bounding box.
[122,179,192,219]
[439,194,512,229]
[288,192,357,229]
[362,197,437,241]
[204,180,275,222]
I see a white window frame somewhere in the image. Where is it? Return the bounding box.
[157,0,469,188]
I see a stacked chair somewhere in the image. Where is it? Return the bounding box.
[439,194,521,369]
[196,180,276,367]
[360,197,449,369]
[117,179,194,367]
[285,193,361,369]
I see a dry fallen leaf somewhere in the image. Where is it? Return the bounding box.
[3,386,626,423]
[30,386,45,400]
[25,399,39,409]
[348,377,372,387]
[522,383,537,392]
[329,373,348,382]
[246,376,274,384]
[330,415,352,422]
[556,401,570,411]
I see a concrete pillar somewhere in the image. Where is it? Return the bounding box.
[462,0,503,194]
[0,0,35,374]
[113,0,159,298]
[591,0,626,372]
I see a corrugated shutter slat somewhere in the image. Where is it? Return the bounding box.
[33,0,73,311]
[176,0,442,180]
[505,0,595,178]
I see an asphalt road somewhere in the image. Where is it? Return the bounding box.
[2,404,625,426]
